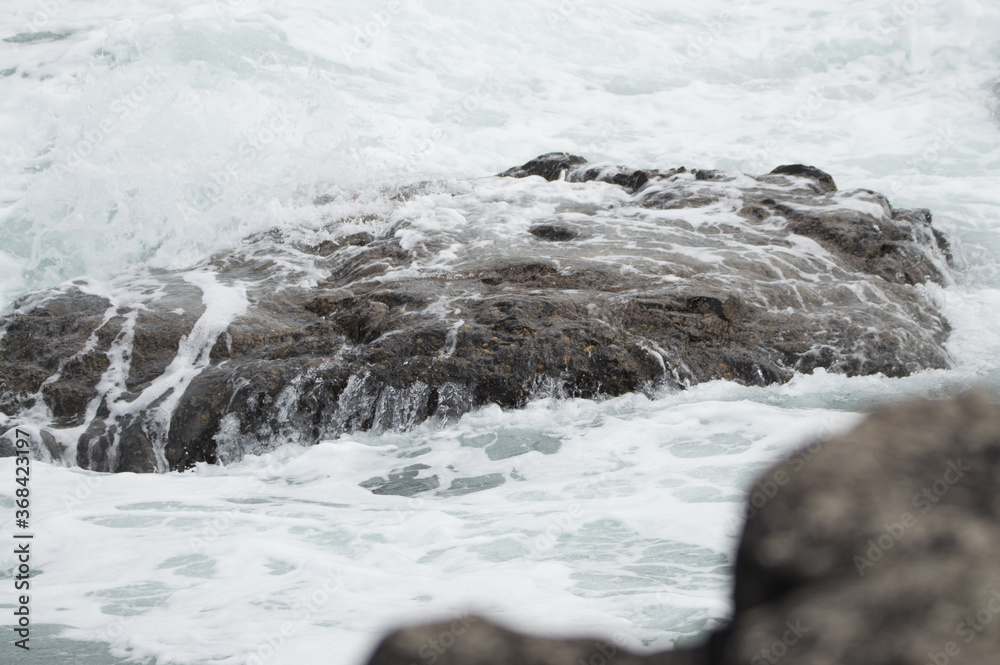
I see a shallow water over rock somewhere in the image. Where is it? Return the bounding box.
[0,155,953,472]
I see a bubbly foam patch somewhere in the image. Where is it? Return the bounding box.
[1,1,999,663]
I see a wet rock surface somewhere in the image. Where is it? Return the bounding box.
[0,154,953,472]
[718,390,1000,665]
[363,392,1000,665]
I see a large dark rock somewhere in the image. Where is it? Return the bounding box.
[361,392,1000,665]
[0,154,953,471]
[716,390,1000,665]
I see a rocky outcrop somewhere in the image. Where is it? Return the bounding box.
[0,154,953,472]
[363,391,1000,665]
[718,390,1000,665]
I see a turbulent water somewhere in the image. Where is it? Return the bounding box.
[1,1,1000,663]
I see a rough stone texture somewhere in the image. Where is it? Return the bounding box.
[718,390,1000,665]
[362,392,1000,665]
[732,392,1000,613]
[365,616,707,665]
[721,559,1000,665]
[0,154,953,472]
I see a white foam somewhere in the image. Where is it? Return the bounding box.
[0,391,862,663]
[1,1,1000,663]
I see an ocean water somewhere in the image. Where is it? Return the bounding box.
[1,1,1000,663]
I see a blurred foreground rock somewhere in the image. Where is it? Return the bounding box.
[364,391,1000,665]
[366,616,706,665]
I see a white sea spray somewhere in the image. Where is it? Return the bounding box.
[0,1,999,663]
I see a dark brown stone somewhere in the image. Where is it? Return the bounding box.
[0,155,955,472]
[529,224,578,241]
[500,152,589,181]
[766,164,837,193]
